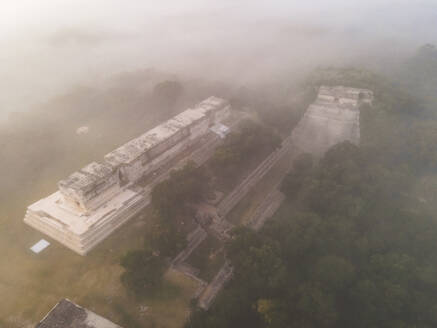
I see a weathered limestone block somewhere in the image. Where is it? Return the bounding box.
[104,96,230,185]
[292,86,373,155]
[58,162,121,214]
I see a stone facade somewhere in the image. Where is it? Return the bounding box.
[292,86,373,155]
[24,97,231,255]
[104,96,229,186]
[58,162,120,214]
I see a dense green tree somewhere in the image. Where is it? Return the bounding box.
[281,153,314,198]
[312,256,355,292]
[209,119,281,185]
[120,249,166,298]
[152,80,184,112]
[152,161,211,219]
[185,64,437,328]
[147,221,186,258]
[295,283,338,327]
[256,299,289,328]
[147,162,210,256]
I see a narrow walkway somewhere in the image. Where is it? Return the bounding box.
[198,261,233,310]
[217,136,293,217]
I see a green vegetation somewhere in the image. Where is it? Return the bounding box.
[149,162,211,257]
[120,250,166,298]
[120,118,282,297]
[185,53,437,328]
[0,69,229,327]
[399,44,437,109]
[209,119,281,188]
[186,236,225,282]
[120,116,282,290]
[0,68,222,327]
[152,80,184,114]
[120,162,211,296]
[187,142,437,327]
[281,152,314,198]
[152,162,211,220]
[6,39,437,328]
[231,84,317,136]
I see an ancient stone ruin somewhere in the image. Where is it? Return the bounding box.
[24,97,231,255]
[292,85,373,155]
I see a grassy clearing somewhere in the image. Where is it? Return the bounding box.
[0,129,294,328]
[1,202,198,328]
[410,174,437,215]
[0,71,243,327]
[0,114,199,328]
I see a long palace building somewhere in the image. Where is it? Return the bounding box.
[24,97,231,255]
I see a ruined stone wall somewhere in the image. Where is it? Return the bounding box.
[58,170,120,213]
[189,117,210,140]
[78,182,122,213]
[57,97,231,214]
[24,97,233,256]
[121,137,192,183]
[116,105,230,185]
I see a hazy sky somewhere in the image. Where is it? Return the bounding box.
[1,1,437,118]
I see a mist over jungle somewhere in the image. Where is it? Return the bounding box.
[3,1,437,328]
[1,0,437,119]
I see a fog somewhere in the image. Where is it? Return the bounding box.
[2,3,437,327]
[1,0,437,119]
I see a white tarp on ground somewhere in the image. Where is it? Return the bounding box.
[30,239,50,253]
[210,123,230,139]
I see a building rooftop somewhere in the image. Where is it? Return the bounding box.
[105,96,228,167]
[58,96,228,192]
[36,299,122,328]
[291,85,373,156]
[318,85,373,101]
[194,96,228,114]
[58,162,113,192]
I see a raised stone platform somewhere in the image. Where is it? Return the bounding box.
[24,189,146,255]
[23,97,234,255]
[292,85,373,155]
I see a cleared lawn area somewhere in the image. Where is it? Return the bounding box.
[410,174,437,215]
[0,120,199,328]
[1,203,198,328]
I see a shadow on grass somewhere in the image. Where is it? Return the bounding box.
[122,277,184,305]
[112,301,146,328]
